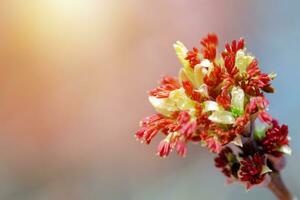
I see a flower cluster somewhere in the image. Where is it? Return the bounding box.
[135,34,291,189]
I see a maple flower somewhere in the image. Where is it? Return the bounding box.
[135,34,292,194]
[222,38,245,58]
[214,147,239,178]
[157,138,172,157]
[185,47,201,68]
[175,140,188,157]
[201,33,218,61]
[261,120,290,157]
[247,96,269,114]
[135,114,174,144]
[239,153,270,189]
[149,76,180,98]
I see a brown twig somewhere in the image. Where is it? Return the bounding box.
[267,172,296,200]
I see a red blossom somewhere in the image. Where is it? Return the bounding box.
[157,139,172,157]
[247,59,260,76]
[200,33,218,61]
[258,111,273,124]
[247,96,269,114]
[199,130,222,153]
[182,80,202,102]
[177,111,197,138]
[185,47,201,68]
[204,65,224,97]
[239,153,266,186]
[216,93,231,109]
[177,111,191,124]
[261,120,289,157]
[180,121,197,138]
[206,137,222,153]
[176,141,188,157]
[207,113,249,148]
[215,147,235,177]
[258,73,272,88]
[189,114,210,142]
[135,34,290,190]
[208,113,249,145]
[182,80,194,97]
[224,53,239,76]
[241,60,273,96]
[136,111,199,157]
[234,114,250,135]
[222,38,245,58]
[149,76,180,98]
[211,126,235,145]
[136,114,174,144]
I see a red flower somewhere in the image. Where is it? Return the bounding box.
[239,153,266,185]
[208,113,249,146]
[177,111,197,138]
[176,141,188,157]
[215,147,235,177]
[258,111,273,125]
[136,114,174,144]
[247,59,260,77]
[234,114,250,135]
[222,38,245,58]
[157,139,172,157]
[136,111,199,157]
[149,76,180,98]
[200,33,218,61]
[200,129,222,153]
[135,34,290,191]
[177,111,191,124]
[182,80,202,101]
[185,47,200,68]
[179,120,196,137]
[210,125,234,146]
[205,137,222,153]
[216,93,231,109]
[247,96,269,114]
[224,53,239,76]
[204,64,224,97]
[261,120,289,157]
[242,60,273,96]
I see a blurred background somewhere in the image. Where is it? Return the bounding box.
[0,0,299,199]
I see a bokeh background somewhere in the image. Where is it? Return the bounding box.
[0,0,299,199]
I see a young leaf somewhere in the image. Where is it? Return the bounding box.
[231,86,244,117]
[203,101,223,112]
[208,111,235,124]
[235,49,254,73]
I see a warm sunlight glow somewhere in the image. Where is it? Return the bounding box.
[46,0,98,19]
[3,0,116,68]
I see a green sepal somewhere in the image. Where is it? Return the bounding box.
[253,120,270,141]
[231,106,244,118]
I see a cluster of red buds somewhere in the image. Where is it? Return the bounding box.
[135,34,291,190]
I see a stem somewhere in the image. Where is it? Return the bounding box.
[267,172,296,200]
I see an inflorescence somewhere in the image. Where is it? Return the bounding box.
[135,34,291,189]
